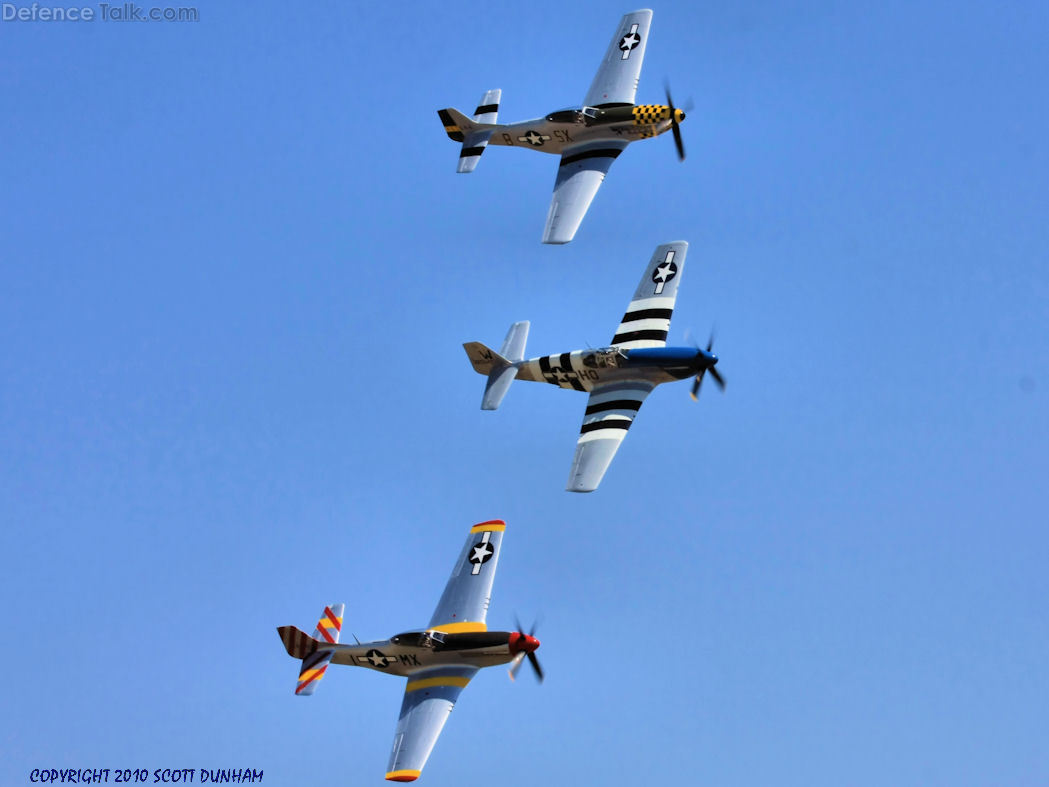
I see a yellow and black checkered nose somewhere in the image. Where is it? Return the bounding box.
[632,104,672,126]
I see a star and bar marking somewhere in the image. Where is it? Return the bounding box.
[652,249,678,294]
[358,649,394,669]
[619,23,641,59]
[469,531,495,575]
[518,130,551,147]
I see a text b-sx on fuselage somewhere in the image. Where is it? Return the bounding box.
[437,9,687,244]
[464,241,725,493]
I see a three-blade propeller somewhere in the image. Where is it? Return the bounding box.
[509,616,544,683]
[665,82,686,161]
[690,332,726,401]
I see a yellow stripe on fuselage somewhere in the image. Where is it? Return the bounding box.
[405,676,471,693]
[430,621,487,633]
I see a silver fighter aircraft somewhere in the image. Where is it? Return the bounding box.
[438,9,686,244]
[277,520,541,783]
[465,242,725,492]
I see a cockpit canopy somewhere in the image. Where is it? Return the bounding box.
[582,347,627,369]
[390,630,447,648]
[545,107,601,124]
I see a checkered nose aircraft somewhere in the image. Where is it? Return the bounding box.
[437,9,687,244]
[277,520,541,783]
[464,242,725,492]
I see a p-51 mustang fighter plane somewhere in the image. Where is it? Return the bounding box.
[464,242,725,492]
[277,520,541,782]
[438,9,686,244]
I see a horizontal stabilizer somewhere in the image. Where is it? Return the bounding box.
[278,604,346,696]
[458,89,501,174]
[296,649,335,696]
[312,603,344,645]
[498,320,529,362]
[483,365,518,411]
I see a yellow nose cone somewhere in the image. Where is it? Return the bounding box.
[675,109,686,123]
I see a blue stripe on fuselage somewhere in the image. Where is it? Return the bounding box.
[624,347,702,365]
[622,347,715,378]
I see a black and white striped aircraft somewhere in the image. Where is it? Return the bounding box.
[438,9,687,244]
[465,242,725,492]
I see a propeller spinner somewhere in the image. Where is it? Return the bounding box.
[508,617,543,683]
[690,333,725,400]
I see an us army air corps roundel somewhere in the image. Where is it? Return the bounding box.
[437,9,689,244]
[619,23,642,58]
[275,520,542,782]
[652,249,678,294]
[518,130,550,147]
[468,531,496,574]
[464,241,727,492]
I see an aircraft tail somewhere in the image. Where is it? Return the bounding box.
[463,321,529,410]
[276,604,344,696]
[438,89,502,174]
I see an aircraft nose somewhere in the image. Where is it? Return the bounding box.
[676,109,686,122]
[526,635,541,652]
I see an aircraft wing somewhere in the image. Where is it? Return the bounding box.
[427,520,505,632]
[611,241,688,348]
[566,380,656,492]
[385,666,479,782]
[583,9,653,107]
[542,141,628,244]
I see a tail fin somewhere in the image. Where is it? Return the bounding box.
[463,322,528,410]
[438,90,502,174]
[276,604,344,696]
[438,107,474,142]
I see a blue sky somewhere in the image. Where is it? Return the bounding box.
[2,1,1048,784]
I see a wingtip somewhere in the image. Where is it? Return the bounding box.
[470,520,506,532]
[386,771,420,782]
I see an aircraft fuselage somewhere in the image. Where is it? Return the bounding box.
[515,346,715,392]
[486,104,682,155]
[320,630,528,677]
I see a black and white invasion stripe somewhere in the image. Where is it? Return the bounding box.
[538,354,586,391]
[611,305,673,346]
[578,382,654,441]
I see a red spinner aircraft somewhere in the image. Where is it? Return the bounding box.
[277,520,541,782]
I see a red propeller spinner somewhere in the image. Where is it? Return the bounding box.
[508,621,543,682]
